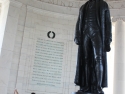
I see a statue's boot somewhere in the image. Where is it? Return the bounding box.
[78,61,90,93]
[95,60,104,94]
[83,63,90,92]
[79,86,90,92]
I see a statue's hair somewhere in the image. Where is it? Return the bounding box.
[31,93,35,94]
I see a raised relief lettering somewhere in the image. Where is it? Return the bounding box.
[48,0,54,4]
[61,1,65,7]
[68,2,73,7]
[36,0,125,9]
[54,0,58,5]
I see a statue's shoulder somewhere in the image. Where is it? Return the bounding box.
[79,1,89,11]
[100,0,109,9]
[101,0,109,6]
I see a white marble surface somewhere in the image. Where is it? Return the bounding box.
[20,6,77,94]
[0,1,78,94]
[113,20,125,94]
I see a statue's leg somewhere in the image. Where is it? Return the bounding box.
[95,60,103,94]
[91,31,104,94]
[81,33,92,92]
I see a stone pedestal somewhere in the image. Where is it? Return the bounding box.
[72,92,104,94]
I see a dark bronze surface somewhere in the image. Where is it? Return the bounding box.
[31,93,35,94]
[74,0,112,93]
[72,92,104,94]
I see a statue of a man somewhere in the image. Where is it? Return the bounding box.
[74,0,112,93]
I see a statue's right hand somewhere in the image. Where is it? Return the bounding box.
[74,37,81,45]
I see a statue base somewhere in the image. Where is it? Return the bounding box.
[72,92,104,94]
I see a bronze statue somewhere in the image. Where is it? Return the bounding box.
[74,0,112,94]
[31,93,35,94]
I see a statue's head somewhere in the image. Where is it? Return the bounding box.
[31,93,35,94]
[89,0,96,1]
[89,0,100,1]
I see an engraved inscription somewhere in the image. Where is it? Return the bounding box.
[31,38,64,87]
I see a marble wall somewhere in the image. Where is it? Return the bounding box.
[0,1,80,94]
[13,6,79,94]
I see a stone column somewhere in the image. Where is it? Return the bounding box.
[113,17,125,94]
[0,1,22,94]
[0,1,9,54]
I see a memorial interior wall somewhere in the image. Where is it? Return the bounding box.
[0,1,79,94]
[0,0,124,94]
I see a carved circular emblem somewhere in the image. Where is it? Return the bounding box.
[47,31,55,39]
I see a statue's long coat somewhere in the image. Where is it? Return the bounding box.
[74,0,112,88]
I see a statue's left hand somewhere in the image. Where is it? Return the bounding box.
[74,37,81,45]
[105,44,111,52]
[105,39,111,52]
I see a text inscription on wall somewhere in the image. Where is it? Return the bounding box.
[31,38,64,87]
